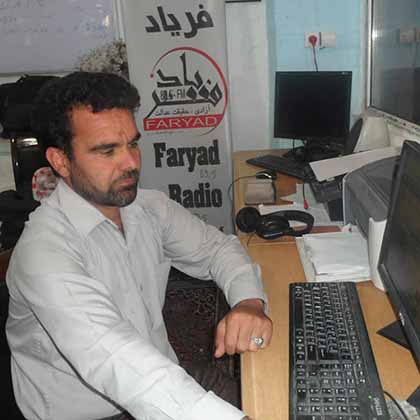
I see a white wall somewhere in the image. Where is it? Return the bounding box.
[225,1,270,151]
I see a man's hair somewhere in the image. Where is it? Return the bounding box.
[31,71,140,158]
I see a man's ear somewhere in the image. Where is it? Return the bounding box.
[46,147,70,178]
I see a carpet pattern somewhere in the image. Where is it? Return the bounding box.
[163,268,241,407]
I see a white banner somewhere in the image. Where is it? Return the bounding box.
[122,0,233,233]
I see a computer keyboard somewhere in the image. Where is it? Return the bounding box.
[246,154,315,181]
[290,282,389,420]
[309,178,343,203]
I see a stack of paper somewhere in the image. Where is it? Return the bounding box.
[296,230,371,283]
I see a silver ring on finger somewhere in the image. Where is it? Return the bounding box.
[251,336,264,347]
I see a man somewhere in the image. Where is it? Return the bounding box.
[6,72,272,420]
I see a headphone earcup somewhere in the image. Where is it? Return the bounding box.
[235,207,260,233]
[280,210,314,236]
[256,214,290,240]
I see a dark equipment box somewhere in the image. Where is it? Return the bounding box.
[343,155,399,238]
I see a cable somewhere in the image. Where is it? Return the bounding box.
[246,232,256,247]
[227,175,255,231]
[227,175,255,203]
[308,34,319,71]
[311,44,319,71]
[384,390,410,420]
[302,182,308,210]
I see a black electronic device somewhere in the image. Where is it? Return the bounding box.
[246,154,315,181]
[235,207,314,240]
[289,282,389,420]
[377,140,420,407]
[343,117,364,156]
[309,176,343,203]
[255,169,277,180]
[274,71,352,162]
[307,118,363,208]
[10,134,47,199]
[0,75,58,138]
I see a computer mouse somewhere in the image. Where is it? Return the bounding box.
[255,169,277,180]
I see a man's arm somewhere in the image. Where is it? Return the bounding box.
[152,192,273,357]
[154,192,268,305]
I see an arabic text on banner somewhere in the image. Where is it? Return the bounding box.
[123,0,233,232]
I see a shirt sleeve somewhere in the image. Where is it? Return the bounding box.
[11,240,244,420]
[153,193,268,308]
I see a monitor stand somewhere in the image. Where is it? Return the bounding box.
[377,321,420,411]
[283,142,341,163]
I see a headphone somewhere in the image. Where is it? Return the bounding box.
[236,206,314,240]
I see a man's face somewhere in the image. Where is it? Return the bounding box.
[61,107,141,210]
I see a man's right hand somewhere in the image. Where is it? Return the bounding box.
[214,298,272,358]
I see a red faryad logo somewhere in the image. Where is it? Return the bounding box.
[144,47,228,135]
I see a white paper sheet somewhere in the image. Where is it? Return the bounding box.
[309,146,401,181]
[281,183,322,209]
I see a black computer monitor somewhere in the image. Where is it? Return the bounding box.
[273,71,352,160]
[378,140,420,404]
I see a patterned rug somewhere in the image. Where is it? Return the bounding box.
[163,268,241,407]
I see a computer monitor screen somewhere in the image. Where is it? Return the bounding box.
[378,140,420,366]
[274,71,352,143]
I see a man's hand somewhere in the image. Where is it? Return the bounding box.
[214,298,273,358]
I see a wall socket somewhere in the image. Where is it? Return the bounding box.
[304,32,320,48]
[305,31,336,48]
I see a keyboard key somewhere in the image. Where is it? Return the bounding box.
[297,388,308,402]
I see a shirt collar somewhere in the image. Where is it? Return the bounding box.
[51,179,143,238]
[53,179,108,237]
[120,193,144,246]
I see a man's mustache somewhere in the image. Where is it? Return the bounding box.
[117,169,140,183]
